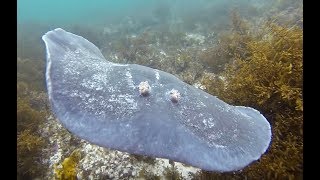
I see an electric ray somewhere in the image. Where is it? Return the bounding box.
[42,28,271,172]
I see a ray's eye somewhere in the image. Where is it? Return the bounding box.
[169,89,180,103]
[138,81,151,96]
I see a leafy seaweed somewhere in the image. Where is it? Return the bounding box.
[54,149,82,180]
[200,13,302,179]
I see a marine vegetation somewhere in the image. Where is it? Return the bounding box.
[137,168,161,180]
[17,93,48,179]
[201,12,303,179]
[131,154,157,165]
[163,166,183,180]
[199,10,252,73]
[17,58,46,92]
[17,57,49,179]
[54,149,82,180]
[17,129,45,179]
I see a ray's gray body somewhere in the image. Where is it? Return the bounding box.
[42,28,271,172]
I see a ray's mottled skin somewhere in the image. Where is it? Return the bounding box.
[42,28,271,172]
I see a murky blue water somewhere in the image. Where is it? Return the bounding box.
[18,0,271,27]
[17,0,272,59]
[18,0,158,26]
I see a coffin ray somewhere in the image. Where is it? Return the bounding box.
[42,28,271,172]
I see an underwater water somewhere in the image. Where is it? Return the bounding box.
[17,0,303,179]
